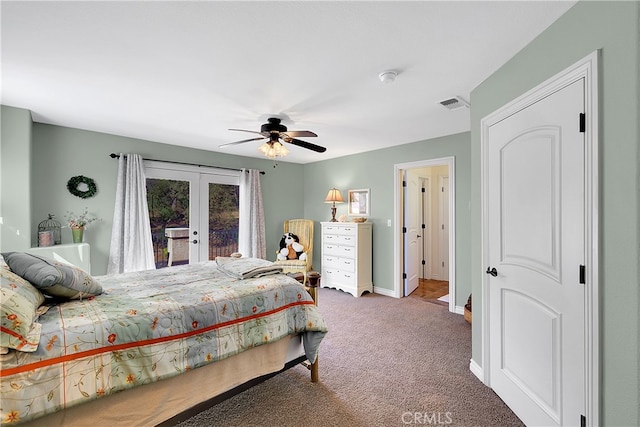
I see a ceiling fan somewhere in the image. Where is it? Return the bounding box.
[219,117,327,157]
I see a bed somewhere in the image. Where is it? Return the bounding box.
[0,254,327,426]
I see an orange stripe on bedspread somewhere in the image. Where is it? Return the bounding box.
[0,300,314,378]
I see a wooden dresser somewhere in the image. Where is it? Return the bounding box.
[320,222,372,297]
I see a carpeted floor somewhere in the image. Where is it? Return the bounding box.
[176,287,524,427]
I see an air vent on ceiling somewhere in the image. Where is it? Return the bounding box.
[439,96,470,111]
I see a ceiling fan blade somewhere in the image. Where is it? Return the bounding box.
[282,130,318,138]
[229,128,267,136]
[219,137,266,148]
[284,137,327,153]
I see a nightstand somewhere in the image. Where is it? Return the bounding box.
[287,271,321,305]
[306,271,321,305]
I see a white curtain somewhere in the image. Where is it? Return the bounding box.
[107,153,156,274]
[238,169,266,259]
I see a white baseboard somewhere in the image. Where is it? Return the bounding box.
[469,358,484,382]
[454,305,464,315]
[373,287,396,298]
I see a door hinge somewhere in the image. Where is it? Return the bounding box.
[403,273,407,279]
[441,186,444,192]
[402,180,407,187]
[421,224,426,229]
[580,414,586,427]
[579,113,586,133]
[402,226,407,233]
[579,265,586,284]
[421,187,426,193]
[442,261,445,267]
[421,260,426,265]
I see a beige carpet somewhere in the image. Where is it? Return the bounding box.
[176,287,524,427]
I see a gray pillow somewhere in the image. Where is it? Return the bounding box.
[1,252,102,299]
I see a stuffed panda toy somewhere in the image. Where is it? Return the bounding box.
[277,232,307,261]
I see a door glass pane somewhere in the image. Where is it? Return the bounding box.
[207,183,239,259]
[147,178,190,269]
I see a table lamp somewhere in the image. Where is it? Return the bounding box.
[324,188,344,222]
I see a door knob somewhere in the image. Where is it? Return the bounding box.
[486,267,498,277]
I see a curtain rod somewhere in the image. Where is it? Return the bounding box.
[109,153,265,175]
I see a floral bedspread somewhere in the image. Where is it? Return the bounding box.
[0,259,327,425]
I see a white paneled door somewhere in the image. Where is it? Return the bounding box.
[486,79,585,426]
[439,176,449,281]
[403,170,420,296]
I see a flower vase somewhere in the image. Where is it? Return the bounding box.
[71,226,84,243]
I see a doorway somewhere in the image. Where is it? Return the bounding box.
[394,157,456,313]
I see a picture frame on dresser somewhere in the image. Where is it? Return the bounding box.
[347,188,370,217]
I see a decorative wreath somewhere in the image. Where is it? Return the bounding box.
[67,175,98,199]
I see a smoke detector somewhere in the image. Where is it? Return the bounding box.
[378,70,398,84]
[439,96,470,111]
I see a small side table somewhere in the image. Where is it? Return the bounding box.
[306,271,321,306]
[304,271,321,383]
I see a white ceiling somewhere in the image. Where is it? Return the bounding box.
[1,1,576,164]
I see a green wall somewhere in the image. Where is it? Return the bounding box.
[27,123,305,275]
[470,1,639,425]
[3,112,471,303]
[0,106,33,251]
[304,131,471,306]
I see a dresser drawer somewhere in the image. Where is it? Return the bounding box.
[322,268,355,286]
[339,257,355,272]
[336,225,357,236]
[337,270,356,286]
[323,224,356,236]
[322,224,340,235]
[323,243,341,257]
[322,268,338,283]
[323,234,339,244]
[336,234,355,246]
[322,255,341,269]
[338,245,355,258]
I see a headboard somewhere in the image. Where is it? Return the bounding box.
[25,243,91,273]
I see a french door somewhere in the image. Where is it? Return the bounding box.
[144,161,239,268]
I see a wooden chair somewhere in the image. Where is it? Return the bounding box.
[275,219,314,285]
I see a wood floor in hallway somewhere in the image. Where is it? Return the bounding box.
[409,279,449,305]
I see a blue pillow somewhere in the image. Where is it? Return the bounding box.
[1,252,102,299]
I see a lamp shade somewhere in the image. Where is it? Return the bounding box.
[324,188,344,204]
